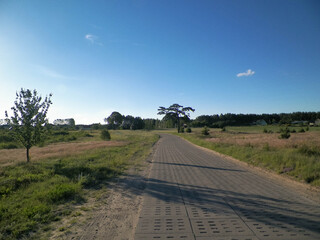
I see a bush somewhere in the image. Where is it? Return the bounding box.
[0,142,19,149]
[299,128,305,133]
[263,128,273,134]
[279,127,290,139]
[53,131,69,136]
[186,127,192,133]
[47,183,80,203]
[221,127,226,132]
[0,134,15,142]
[201,126,210,136]
[100,130,111,140]
[180,127,185,133]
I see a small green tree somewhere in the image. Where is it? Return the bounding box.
[5,89,52,162]
[100,129,111,140]
[202,126,210,136]
[279,127,290,139]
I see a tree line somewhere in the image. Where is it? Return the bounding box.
[103,111,170,130]
[192,112,320,128]
[104,104,195,132]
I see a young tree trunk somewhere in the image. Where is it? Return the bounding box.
[26,147,30,162]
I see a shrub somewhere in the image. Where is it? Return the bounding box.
[47,183,79,203]
[221,127,226,132]
[201,126,210,136]
[299,128,305,133]
[67,136,77,141]
[0,142,19,149]
[279,127,290,139]
[180,127,185,133]
[0,134,15,142]
[53,131,69,136]
[186,127,192,133]
[100,130,111,140]
[263,128,273,134]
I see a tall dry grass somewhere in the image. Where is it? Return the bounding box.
[0,141,126,167]
[206,131,320,149]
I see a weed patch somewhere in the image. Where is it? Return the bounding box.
[298,145,320,156]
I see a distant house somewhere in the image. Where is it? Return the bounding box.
[291,121,308,125]
[53,118,75,126]
[255,119,267,126]
[76,124,91,130]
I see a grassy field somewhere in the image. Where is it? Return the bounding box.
[0,130,159,239]
[173,125,320,187]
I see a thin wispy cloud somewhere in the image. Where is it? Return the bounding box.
[237,69,255,77]
[35,65,68,79]
[85,34,103,46]
[34,65,74,80]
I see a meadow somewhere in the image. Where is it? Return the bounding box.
[1,125,319,238]
[0,129,158,239]
[175,125,320,187]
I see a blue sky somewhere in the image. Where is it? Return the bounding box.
[1,0,319,124]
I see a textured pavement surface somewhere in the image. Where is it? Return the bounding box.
[134,134,320,240]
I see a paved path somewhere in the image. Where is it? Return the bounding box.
[134,134,320,240]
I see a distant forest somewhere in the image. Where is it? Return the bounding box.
[191,112,320,128]
[48,111,320,130]
[4,111,317,130]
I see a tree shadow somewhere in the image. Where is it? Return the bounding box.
[153,161,245,172]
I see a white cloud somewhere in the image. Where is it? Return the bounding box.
[237,69,255,77]
[85,34,103,46]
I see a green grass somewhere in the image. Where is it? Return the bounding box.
[174,127,320,187]
[0,130,159,239]
[41,130,98,145]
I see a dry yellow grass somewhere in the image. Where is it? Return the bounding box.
[0,141,126,167]
[207,131,320,149]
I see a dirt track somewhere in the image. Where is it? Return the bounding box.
[134,134,320,240]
